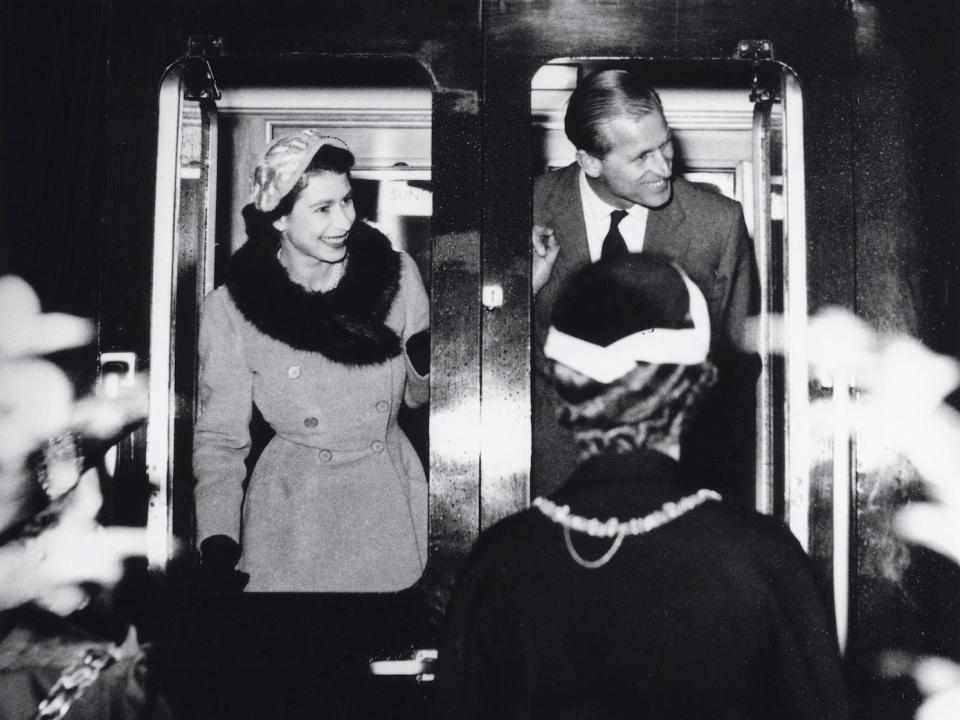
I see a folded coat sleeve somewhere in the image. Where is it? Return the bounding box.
[399,252,430,408]
[192,290,253,544]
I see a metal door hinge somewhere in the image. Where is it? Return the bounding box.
[735,39,775,62]
[187,35,223,57]
[183,35,222,102]
[735,39,780,105]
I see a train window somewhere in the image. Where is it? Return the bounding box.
[148,58,433,592]
[530,59,811,544]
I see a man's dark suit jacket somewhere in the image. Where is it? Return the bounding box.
[532,163,759,496]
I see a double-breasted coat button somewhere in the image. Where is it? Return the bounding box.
[371,440,385,453]
[375,400,389,412]
[318,449,333,462]
[288,366,301,379]
[304,417,319,428]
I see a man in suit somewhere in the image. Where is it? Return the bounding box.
[532,68,759,498]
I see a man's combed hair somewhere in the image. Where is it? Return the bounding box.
[564,69,664,158]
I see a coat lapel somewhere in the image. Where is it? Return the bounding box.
[541,164,591,270]
[643,178,692,264]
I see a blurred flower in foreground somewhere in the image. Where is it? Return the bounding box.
[0,275,148,615]
[745,307,960,720]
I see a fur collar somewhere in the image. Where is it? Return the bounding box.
[226,221,402,365]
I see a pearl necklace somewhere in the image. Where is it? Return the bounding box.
[533,488,721,569]
[317,256,345,292]
[277,246,346,293]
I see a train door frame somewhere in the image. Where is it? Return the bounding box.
[479,46,852,649]
[144,30,848,668]
[526,62,811,540]
[146,52,484,665]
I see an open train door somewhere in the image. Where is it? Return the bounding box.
[529,56,812,531]
[147,43,220,575]
[145,43,481,714]
[527,56,863,649]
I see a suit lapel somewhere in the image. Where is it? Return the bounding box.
[644,179,692,264]
[542,164,591,269]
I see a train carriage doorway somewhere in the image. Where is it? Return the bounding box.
[521,59,870,645]
[529,58,811,538]
[145,53,473,712]
[143,46,853,714]
[150,56,435,574]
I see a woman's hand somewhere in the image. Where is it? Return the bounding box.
[405,331,430,377]
[198,535,249,595]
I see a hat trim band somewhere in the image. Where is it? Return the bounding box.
[543,266,710,383]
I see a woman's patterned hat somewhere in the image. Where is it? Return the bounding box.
[251,129,350,212]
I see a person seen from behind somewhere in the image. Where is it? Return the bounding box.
[439,254,846,720]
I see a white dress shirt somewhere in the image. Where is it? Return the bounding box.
[578,169,648,262]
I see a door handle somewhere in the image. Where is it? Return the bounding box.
[98,352,137,476]
[369,648,437,682]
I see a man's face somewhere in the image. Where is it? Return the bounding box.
[580,111,674,209]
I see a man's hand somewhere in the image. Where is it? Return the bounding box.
[532,225,559,297]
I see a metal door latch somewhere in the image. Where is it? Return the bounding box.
[98,352,137,477]
[369,648,438,682]
[482,284,504,310]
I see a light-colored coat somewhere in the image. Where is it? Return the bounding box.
[193,252,429,592]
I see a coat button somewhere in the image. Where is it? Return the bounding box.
[304,417,318,428]
[375,400,389,412]
[318,449,332,462]
[288,366,301,379]
[371,440,385,453]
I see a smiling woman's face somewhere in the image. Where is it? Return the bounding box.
[273,171,356,264]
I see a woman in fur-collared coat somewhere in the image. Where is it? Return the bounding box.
[192,131,429,593]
